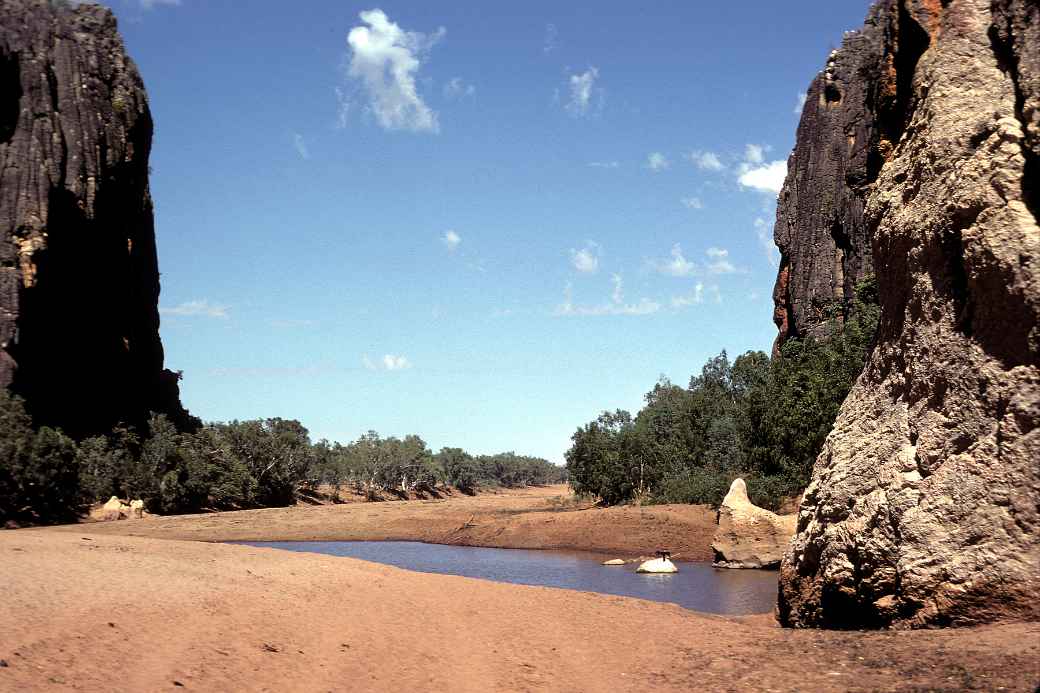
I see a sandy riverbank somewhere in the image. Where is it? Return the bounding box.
[65,485,720,561]
[5,487,1038,691]
[3,529,1038,691]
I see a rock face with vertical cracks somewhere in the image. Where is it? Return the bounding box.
[770,3,899,351]
[0,0,192,436]
[779,0,1040,629]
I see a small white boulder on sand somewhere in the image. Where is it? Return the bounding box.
[636,551,678,573]
[602,559,626,566]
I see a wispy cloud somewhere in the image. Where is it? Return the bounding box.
[755,217,780,266]
[570,241,600,274]
[554,282,660,317]
[645,151,670,172]
[442,229,461,251]
[293,132,310,160]
[565,67,599,117]
[705,246,736,274]
[744,144,765,165]
[610,273,624,304]
[160,300,229,319]
[795,91,807,114]
[690,150,724,171]
[652,244,695,277]
[343,9,444,133]
[543,23,558,54]
[671,282,704,308]
[680,196,703,210]
[672,282,722,308]
[651,244,738,277]
[363,354,412,371]
[443,77,475,99]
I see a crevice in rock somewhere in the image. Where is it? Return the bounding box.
[880,0,931,148]
[0,50,18,143]
[987,22,1040,224]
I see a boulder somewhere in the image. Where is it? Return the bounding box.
[100,496,124,522]
[712,479,796,569]
[636,557,677,574]
[127,500,145,519]
[602,559,625,566]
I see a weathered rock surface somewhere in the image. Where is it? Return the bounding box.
[0,0,191,436]
[712,479,796,569]
[771,12,887,351]
[779,0,1040,628]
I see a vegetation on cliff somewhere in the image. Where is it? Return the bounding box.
[566,278,879,510]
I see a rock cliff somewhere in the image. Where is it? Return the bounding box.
[0,0,191,436]
[779,0,1039,628]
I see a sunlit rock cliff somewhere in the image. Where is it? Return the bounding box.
[0,0,191,435]
[778,0,1039,629]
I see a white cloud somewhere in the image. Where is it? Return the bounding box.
[160,300,228,319]
[344,9,444,133]
[565,67,599,117]
[690,150,724,171]
[293,133,309,160]
[705,246,736,274]
[363,354,412,370]
[610,273,624,304]
[755,217,780,266]
[543,23,558,54]
[442,229,461,251]
[653,244,695,277]
[738,160,787,194]
[645,151,670,172]
[671,282,704,308]
[570,242,599,274]
[588,161,620,169]
[443,77,475,99]
[795,92,807,114]
[744,144,765,164]
[680,196,703,210]
[554,282,660,317]
[652,244,738,276]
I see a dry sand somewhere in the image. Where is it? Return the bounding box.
[3,487,1038,692]
[68,485,719,561]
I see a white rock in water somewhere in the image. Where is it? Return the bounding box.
[602,559,625,566]
[636,557,677,573]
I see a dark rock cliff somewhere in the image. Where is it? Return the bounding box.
[779,0,1039,628]
[0,0,191,436]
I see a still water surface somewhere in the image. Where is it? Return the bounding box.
[240,541,778,615]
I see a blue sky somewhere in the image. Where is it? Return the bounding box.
[101,0,871,462]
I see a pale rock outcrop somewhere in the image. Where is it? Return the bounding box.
[128,499,144,519]
[100,496,125,521]
[636,556,677,574]
[779,0,1040,628]
[712,479,796,569]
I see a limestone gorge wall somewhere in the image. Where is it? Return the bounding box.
[0,0,190,435]
[778,0,1039,628]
